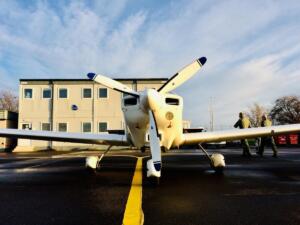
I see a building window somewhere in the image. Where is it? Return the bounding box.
[83,88,92,98]
[99,122,108,132]
[22,123,32,130]
[59,88,68,98]
[82,122,92,133]
[41,123,51,131]
[99,88,108,98]
[58,123,67,132]
[43,89,52,99]
[24,89,33,99]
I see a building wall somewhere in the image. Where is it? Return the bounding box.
[0,120,9,149]
[0,111,18,150]
[16,79,166,151]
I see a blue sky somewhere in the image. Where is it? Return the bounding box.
[0,0,299,129]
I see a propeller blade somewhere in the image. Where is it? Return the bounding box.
[87,73,140,97]
[158,57,207,94]
[147,110,161,178]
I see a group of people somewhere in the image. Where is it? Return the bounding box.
[234,112,278,158]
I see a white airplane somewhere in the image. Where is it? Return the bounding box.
[1,57,300,178]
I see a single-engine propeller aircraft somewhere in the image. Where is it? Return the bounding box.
[0,57,300,178]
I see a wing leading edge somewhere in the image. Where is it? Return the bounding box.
[0,128,129,146]
[182,124,300,145]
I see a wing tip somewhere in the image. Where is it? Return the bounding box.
[197,57,207,66]
[87,73,96,80]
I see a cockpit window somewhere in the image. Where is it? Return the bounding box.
[165,98,179,105]
[124,97,137,106]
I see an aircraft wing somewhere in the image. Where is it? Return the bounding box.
[0,128,129,146]
[182,124,300,145]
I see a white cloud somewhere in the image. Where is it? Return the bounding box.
[0,0,299,128]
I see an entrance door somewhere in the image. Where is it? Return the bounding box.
[19,123,32,146]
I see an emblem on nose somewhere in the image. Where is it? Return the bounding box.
[165,112,174,120]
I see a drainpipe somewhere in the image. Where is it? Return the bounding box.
[50,80,54,149]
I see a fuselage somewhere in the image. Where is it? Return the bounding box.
[121,89,184,150]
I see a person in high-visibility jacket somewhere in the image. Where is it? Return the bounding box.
[257,114,278,157]
[234,112,252,157]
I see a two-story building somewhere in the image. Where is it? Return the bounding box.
[16,78,170,151]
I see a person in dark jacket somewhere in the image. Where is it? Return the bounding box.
[257,114,278,157]
[234,112,252,157]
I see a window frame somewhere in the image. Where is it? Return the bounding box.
[98,88,108,99]
[58,122,68,132]
[98,122,108,133]
[82,88,92,99]
[41,122,51,131]
[21,123,32,130]
[42,88,52,99]
[82,122,92,133]
[24,88,33,99]
[58,88,68,99]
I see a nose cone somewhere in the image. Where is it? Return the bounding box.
[141,89,163,112]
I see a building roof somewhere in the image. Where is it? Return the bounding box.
[20,78,168,82]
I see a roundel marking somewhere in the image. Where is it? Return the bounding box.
[165,111,174,121]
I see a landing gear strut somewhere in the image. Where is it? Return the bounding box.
[86,145,113,170]
[198,144,226,174]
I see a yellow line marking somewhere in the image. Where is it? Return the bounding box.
[122,157,144,225]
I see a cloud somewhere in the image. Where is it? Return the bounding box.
[0,0,299,128]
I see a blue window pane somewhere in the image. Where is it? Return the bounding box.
[99,122,107,132]
[83,88,92,98]
[43,89,52,98]
[24,89,32,98]
[59,89,68,98]
[99,88,107,98]
[58,123,67,132]
[83,123,91,132]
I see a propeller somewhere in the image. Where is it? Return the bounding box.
[158,57,207,94]
[147,110,161,178]
[87,73,140,97]
[86,56,207,178]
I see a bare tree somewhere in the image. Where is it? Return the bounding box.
[0,90,19,112]
[245,103,268,127]
[270,96,300,125]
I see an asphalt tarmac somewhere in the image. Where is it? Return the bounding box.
[0,148,300,225]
